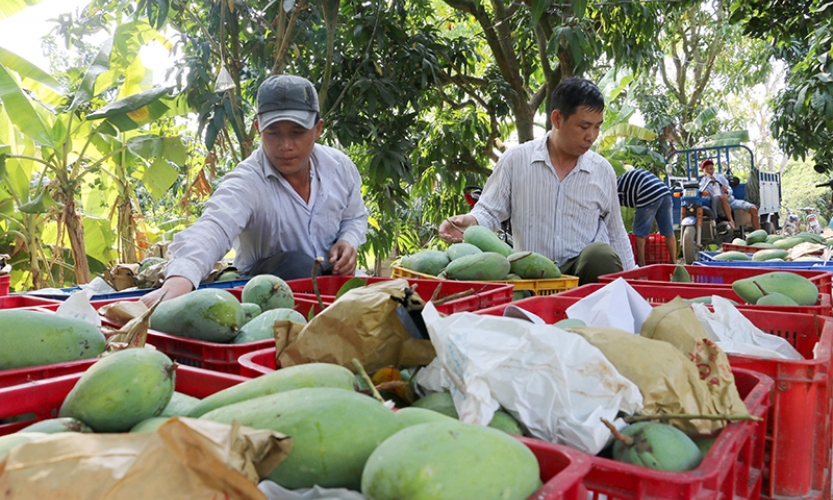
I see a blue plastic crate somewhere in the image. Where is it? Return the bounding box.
[697,251,833,268]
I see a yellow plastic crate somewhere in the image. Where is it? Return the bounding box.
[390,265,579,296]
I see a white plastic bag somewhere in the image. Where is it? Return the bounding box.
[692,296,804,360]
[564,278,654,334]
[55,288,101,327]
[416,303,643,455]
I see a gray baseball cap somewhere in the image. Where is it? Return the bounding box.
[256,74,320,130]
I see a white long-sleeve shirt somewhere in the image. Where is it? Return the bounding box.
[165,144,369,288]
[470,132,636,270]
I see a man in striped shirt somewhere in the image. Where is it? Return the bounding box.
[616,169,676,266]
[439,78,636,284]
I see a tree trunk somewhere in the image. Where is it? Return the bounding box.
[63,197,90,284]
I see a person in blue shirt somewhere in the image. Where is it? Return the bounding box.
[141,75,369,307]
[616,168,676,266]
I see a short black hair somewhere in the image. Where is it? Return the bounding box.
[551,78,605,121]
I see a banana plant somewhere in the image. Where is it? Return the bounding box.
[0,19,185,285]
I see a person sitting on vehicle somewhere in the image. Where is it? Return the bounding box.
[616,168,677,266]
[140,74,369,308]
[438,77,635,284]
[698,159,760,231]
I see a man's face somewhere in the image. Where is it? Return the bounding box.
[702,162,715,176]
[551,106,604,157]
[257,119,323,178]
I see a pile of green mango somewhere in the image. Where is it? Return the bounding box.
[610,421,706,472]
[149,274,305,344]
[731,271,820,306]
[715,229,831,262]
[399,226,561,281]
[2,352,543,500]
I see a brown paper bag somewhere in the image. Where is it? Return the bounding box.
[0,417,290,500]
[568,325,747,436]
[103,263,140,291]
[278,279,435,373]
[640,297,747,418]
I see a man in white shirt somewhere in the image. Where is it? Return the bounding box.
[141,74,368,306]
[698,159,760,231]
[438,78,635,284]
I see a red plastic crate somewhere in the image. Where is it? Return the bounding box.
[37,291,324,374]
[519,437,590,500]
[0,294,62,310]
[0,363,249,435]
[479,295,832,500]
[628,233,673,265]
[0,359,96,389]
[579,368,770,500]
[599,263,833,297]
[0,275,9,296]
[285,276,514,314]
[557,283,833,316]
[238,347,278,377]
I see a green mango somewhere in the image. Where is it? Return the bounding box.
[508,251,561,279]
[400,250,450,276]
[188,362,356,417]
[201,388,402,490]
[553,318,587,328]
[756,292,799,306]
[0,310,106,370]
[750,242,777,248]
[394,407,458,428]
[612,421,703,472]
[19,417,93,434]
[731,238,747,245]
[150,288,245,342]
[138,256,166,273]
[410,391,523,434]
[463,226,512,256]
[215,270,241,282]
[241,275,294,312]
[361,421,541,500]
[159,391,201,417]
[773,236,806,249]
[765,234,784,243]
[445,252,511,281]
[129,417,170,433]
[713,251,751,261]
[231,308,307,344]
[745,229,768,244]
[671,265,691,283]
[59,349,176,433]
[732,272,819,305]
[239,302,261,326]
[796,232,826,244]
[752,249,789,261]
[446,243,483,261]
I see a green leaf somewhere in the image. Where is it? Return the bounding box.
[707,130,750,142]
[82,215,117,265]
[571,0,588,18]
[530,0,548,25]
[0,63,54,147]
[141,158,178,200]
[335,277,368,300]
[18,188,55,213]
[0,0,43,19]
[71,37,114,111]
[87,86,171,121]
[127,135,186,165]
[0,46,62,103]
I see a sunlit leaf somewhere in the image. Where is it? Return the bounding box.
[83,215,117,265]
[0,46,62,103]
[141,158,178,199]
[0,0,43,19]
[0,63,55,147]
[127,135,186,166]
[335,277,368,300]
[18,188,55,213]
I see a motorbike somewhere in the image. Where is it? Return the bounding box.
[676,181,738,264]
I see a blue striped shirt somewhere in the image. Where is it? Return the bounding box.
[616,169,670,208]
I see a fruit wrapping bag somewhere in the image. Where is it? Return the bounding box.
[0,417,290,500]
[569,325,747,436]
[278,279,436,374]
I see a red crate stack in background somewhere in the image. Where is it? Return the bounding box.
[628,233,673,265]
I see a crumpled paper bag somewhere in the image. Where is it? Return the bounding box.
[0,417,291,500]
[565,278,654,333]
[692,295,804,360]
[641,298,748,419]
[568,324,748,436]
[278,279,435,374]
[415,302,643,455]
[103,263,140,291]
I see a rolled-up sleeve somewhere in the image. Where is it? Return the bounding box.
[164,176,254,288]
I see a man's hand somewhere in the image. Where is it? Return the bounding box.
[438,215,478,243]
[139,276,194,308]
[329,239,357,276]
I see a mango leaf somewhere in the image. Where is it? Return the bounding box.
[0,63,55,147]
[127,135,186,166]
[335,277,368,300]
[141,158,178,200]
[0,0,43,19]
[18,188,55,213]
[571,0,588,18]
[530,0,549,25]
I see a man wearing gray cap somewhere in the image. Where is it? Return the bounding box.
[141,74,369,305]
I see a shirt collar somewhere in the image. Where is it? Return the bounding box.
[533,131,592,173]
